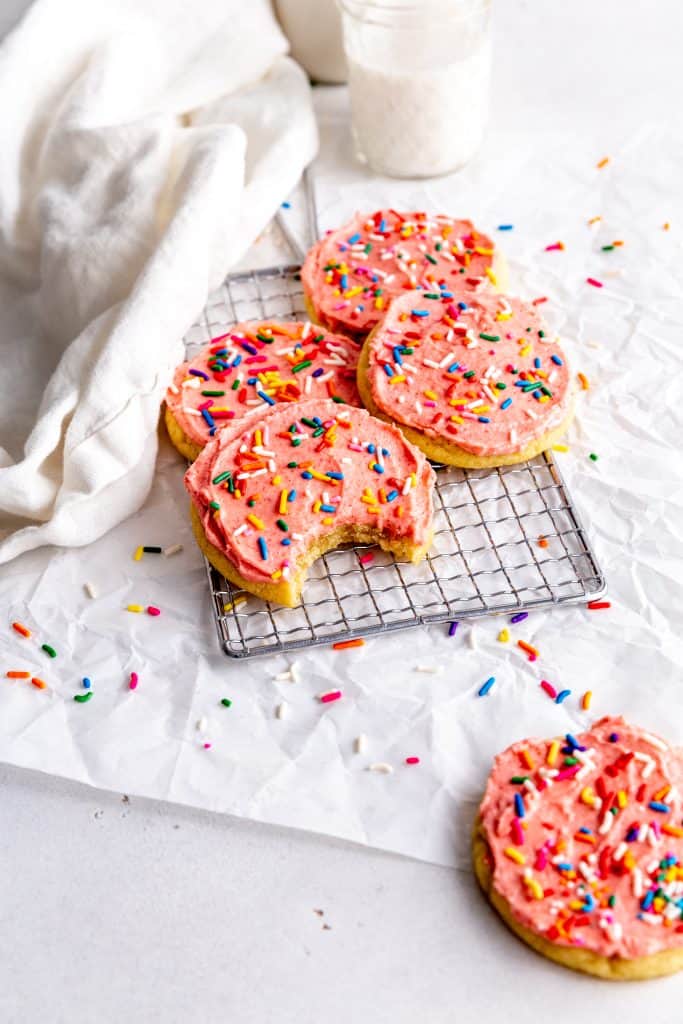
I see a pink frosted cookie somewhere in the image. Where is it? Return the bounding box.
[473,716,683,979]
[301,209,505,340]
[185,397,435,607]
[357,287,573,467]
[165,320,362,460]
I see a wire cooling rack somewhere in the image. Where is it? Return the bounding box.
[183,260,606,659]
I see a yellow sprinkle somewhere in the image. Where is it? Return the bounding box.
[133,545,144,562]
[475,246,494,256]
[524,876,544,900]
[519,345,532,358]
[596,156,610,169]
[279,489,288,515]
[582,690,592,710]
[424,390,438,401]
[255,430,262,447]
[126,604,144,613]
[538,395,550,403]
[588,216,602,226]
[271,570,282,580]
[223,596,247,613]
[547,740,560,767]
[322,517,334,526]
[504,847,526,865]
[663,221,670,231]
[552,444,569,452]
[389,374,406,385]
[498,628,510,643]
[313,501,321,513]
[485,267,498,286]
[367,506,380,515]
[578,372,590,390]
[580,786,596,806]
[374,297,384,310]
[450,415,464,424]
[663,824,683,838]
[247,514,265,530]
[273,475,282,486]
[344,286,364,299]
[617,790,628,809]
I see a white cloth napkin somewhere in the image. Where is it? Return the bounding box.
[0,0,318,564]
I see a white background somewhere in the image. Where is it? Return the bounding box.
[2,2,683,1021]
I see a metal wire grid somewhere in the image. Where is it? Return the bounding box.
[182,264,606,659]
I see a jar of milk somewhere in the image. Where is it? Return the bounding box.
[338,0,492,178]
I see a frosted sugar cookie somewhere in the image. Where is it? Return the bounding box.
[184,398,435,607]
[357,287,572,468]
[301,209,506,340]
[473,716,683,980]
[165,320,361,460]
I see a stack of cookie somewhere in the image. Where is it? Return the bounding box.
[165,209,573,607]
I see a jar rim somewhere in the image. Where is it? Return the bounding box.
[337,0,490,20]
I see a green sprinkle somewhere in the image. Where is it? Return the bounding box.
[608,894,616,908]
[479,333,500,342]
[459,267,465,273]
[435,242,442,251]
[42,644,57,658]
[510,775,529,784]
[248,499,256,507]
[74,692,92,703]
[538,330,546,338]
[423,292,441,299]
[287,461,298,468]
[292,359,312,373]
[564,756,579,766]
[463,370,476,379]
[364,243,372,255]
[314,334,325,343]
[301,417,318,428]
[212,471,232,485]
[425,254,438,265]
[331,396,345,403]
[291,438,302,447]
[312,427,324,437]
[256,332,273,343]
[601,244,615,251]
[403,347,414,354]
[220,698,232,708]
[495,382,506,390]
[202,390,225,397]
[276,519,289,531]
[231,379,240,390]
[589,453,599,461]
[209,500,221,510]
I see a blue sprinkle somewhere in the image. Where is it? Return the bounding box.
[288,490,297,501]
[367,443,375,453]
[201,409,215,429]
[533,389,543,400]
[625,827,639,842]
[649,801,671,813]
[641,891,655,911]
[312,367,324,378]
[458,301,468,310]
[257,390,275,406]
[510,612,528,624]
[551,354,563,365]
[578,826,592,834]
[534,357,541,369]
[497,224,514,231]
[281,538,291,546]
[301,471,312,480]
[320,504,336,514]
[386,489,399,502]
[258,537,268,560]
[379,218,386,233]
[281,201,291,209]
[372,463,384,474]
[478,416,490,423]
[231,355,242,367]
[565,733,579,749]
[609,732,619,742]
[448,621,459,637]
[326,472,344,480]
[82,677,91,689]
[501,398,512,410]
[340,274,348,290]
[555,689,572,704]
[411,309,429,317]
[514,793,525,818]
[383,364,394,377]
[381,448,389,456]
[347,233,361,245]
[478,676,496,697]
[556,862,573,871]
[247,376,258,385]
[441,291,454,299]
[582,893,596,912]
[447,363,460,373]
[240,341,258,355]
[189,368,210,380]
[392,347,403,366]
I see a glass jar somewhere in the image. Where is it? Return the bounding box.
[338,0,492,178]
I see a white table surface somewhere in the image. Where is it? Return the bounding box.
[2,2,683,1022]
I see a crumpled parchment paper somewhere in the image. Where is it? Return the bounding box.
[1,115,682,869]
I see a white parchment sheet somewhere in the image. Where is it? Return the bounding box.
[2,116,682,869]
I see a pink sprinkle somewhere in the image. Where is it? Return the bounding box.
[528,653,537,662]
[147,606,161,616]
[405,756,420,765]
[347,443,363,452]
[129,672,138,691]
[555,765,582,781]
[511,818,524,845]
[540,679,557,699]
[586,277,603,288]
[532,296,548,305]
[203,742,212,750]
[319,690,342,704]
[198,400,212,411]
[424,400,436,407]
[359,552,374,567]
[535,845,548,870]
[209,333,230,347]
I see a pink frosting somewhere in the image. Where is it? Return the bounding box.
[479,716,683,960]
[184,398,435,586]
[166,321,361,449]
[301,209,497,338]
[366,288,571,457]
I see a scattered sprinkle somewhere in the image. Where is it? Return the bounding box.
[84,582,97,599]
[478,676,496,697]
[82,677,91,689]
[544,241,565,252]
[275,702,287,719]
[41,644,57,658]
[415,665,443,674]
[133,545,144,561]
[74,691,92,703]
[223,596,248,613]
[582,690,592,710]
[405,756,420,765]
[319,689,342,704]
[220,698,232,708]
[369,763,393,774]
[126,604,144,613]
[31,677,47,690]
[129,672,138,691]
[11,622,31,638]
[332,638,364,651]
[281,201,291,209]
[555,688,572,704]
[510,611,528,624]
[143,546,162,554]
[497,629,509,643]
[596,156,610,169]
[537,536,548,549]
[359,552,374,566]
[448,621,459,637]
[6,669,30,678]
[355,734,368,754]
[587,600,611,610]
[517,640,539,659]
[577,372,590,390]
[164,544,183,557]
[147,606,161,617]
[540,679,558,699]
[552,444,569,453]
[586,277,603,288]
[497,224,514,231]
